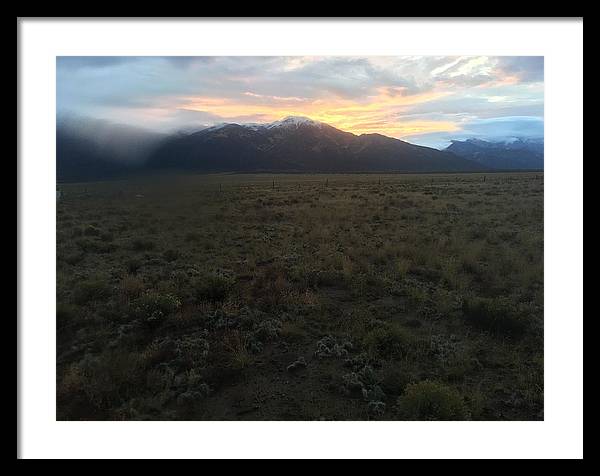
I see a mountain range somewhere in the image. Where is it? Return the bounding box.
[444,137,544,170]
[57,116,543,182]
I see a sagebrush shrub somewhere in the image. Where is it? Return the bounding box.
[141,337,178,367]
[194,273,234,302]
[380,365,412,395]
[72,279,111,305]
[253,318,282,343]
[146,364,175,392]
[130,238,155,251]
[75,351,145,409]
[120,274,145,300]
[363,325,411,360]
[64,252,84,265]
[76,238,117,254]
[222,330,251,370]
[162,249,181,262]
[291,266,326,290]
[315,335,352,358]
[132,291,181,325]
[175,335,210,366]
[125,258,142,274]
[397,380,468,420]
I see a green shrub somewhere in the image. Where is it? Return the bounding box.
[397,380,468,420]
[76,350,145,409]
[72,279,111,305]
[125,258,142,274]
[162,249,181,262]
[75,239,117,254]
[120,274,145,300]
[462,296,527,337]
[349,272,386,298]
[253,319,282,343]
[132,291,181,325]
[291,267,323,289]
[64,252,84,265]
[175,335,210,367]
[194,274,234,302]
[131,238,155,251]
[380,366,412,395]
[141,338,178,367]
[363,324,411,360]
[146,365,175,393]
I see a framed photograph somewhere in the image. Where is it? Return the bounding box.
[17,17,583,459]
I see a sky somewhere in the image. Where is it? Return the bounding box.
[57,56,543,149]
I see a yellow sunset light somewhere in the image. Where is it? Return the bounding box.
[178,88,456,139]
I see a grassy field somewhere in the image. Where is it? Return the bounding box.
[56,172,543,420]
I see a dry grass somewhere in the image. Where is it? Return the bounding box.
[56,172,543,421]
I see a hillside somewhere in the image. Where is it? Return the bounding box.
[147,117,487,174]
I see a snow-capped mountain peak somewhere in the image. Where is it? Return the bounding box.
[198,116,323,133]
[266,116,322,129]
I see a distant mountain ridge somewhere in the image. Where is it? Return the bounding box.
[444,137,543,170]
[57,116,544,182]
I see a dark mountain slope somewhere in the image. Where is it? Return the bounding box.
[352,133,480,172]
[148,124,274,172]
[147,117,487,173]
[57,116,492,181]
[56,117,166,182]
[56,130,140,182]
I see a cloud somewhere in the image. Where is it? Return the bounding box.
[57,56,142,70]
[496,56,544,82]
[466,115,544,137]
[56,56,544,145]
[57,114,166,162]
[404,116,544,149]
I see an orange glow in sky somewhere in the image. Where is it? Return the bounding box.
[178,88,458,139]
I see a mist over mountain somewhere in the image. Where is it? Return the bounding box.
[444,138,544,170]
[57,115,546,182]
[56,116,166,181]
